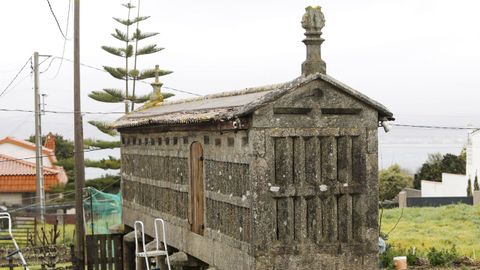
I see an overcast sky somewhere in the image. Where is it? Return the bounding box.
[1,0,480,145]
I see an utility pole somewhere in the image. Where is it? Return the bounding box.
[73,0,86,269]
[33,52,45,223]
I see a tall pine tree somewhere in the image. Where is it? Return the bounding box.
[89,1,173,134]
[474,172,480,191]
[467,176,473,197]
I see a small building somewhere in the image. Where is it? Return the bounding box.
[420,129,479,198]
[0,134,68,207]
[114,6,393,270]
[421,173,467,197]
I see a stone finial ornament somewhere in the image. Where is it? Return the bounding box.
[150,65,164,102]
[301,6,327,76]
[301,6,325,33]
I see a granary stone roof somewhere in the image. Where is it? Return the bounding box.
[113,73,394,129]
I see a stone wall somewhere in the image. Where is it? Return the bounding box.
[249,81,380,269]
[120,79,383,269]
[121,130,255,269]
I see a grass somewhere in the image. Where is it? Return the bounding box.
[380,204,480,258]
[34,223,76,245]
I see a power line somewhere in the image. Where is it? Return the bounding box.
[391,124,478,130]
[0,147,117,164]
[0,108,124,115]
[3,107,480,129]
[0,57,32,98]
[45,0,69,39]
[0,189,80,203]
[163,86,202,97]
[48,56,202,96]
[49,0,72,79]
[40,57,56,74]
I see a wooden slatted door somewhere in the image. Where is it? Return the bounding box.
[190,142,205,235]
[86,234,123,270]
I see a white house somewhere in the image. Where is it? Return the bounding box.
[420,129,480,197]
[421,173,468,197]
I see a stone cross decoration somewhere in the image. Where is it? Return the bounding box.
[150,64,164,102]
[301,6,327,76]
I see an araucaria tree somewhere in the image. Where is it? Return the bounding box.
[89,1,173,134]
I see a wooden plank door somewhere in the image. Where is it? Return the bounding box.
[190,142,205,235]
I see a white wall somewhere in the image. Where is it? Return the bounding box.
[0,143,52,167]
[0,193,23,206]
[421,173,468,197]
[467,130,480,181]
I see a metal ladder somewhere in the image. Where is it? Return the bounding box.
[0,212,29,270]
[134,218,171,270]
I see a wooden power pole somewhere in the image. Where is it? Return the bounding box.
[33,51,45,223]
[73,0,86,269]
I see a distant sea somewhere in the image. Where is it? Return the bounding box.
[379,126,466,173]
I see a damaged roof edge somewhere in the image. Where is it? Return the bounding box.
[113,73,394,129]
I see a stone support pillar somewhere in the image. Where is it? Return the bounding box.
[473,191,480,206]
[398,191,407,208]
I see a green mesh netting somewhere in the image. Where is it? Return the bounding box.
[84,187,122,234]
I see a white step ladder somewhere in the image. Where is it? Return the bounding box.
[0,212,29,270]
[134,218,171,270]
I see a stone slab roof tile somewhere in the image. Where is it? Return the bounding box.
[113,74,393,129]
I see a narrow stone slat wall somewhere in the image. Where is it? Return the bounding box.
[122,154,189,219]
[205,160,251,243]
[271,134,366,247]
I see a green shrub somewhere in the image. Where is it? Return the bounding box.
[427,246,458,266]
[379,245,420,269]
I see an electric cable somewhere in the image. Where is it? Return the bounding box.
[48,56,202,96]
[0,57,32,98]
[390,124,477,130]
[45,0,69,40]
[48,0,72,79]
[0,147,117,164]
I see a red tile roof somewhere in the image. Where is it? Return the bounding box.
[0,137,57,164]
[0,154,67,193]
[0,154,57,176]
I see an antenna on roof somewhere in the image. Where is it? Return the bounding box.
[301,6,326,76]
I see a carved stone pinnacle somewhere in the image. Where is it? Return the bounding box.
[301,6,327,76]
[301,6,325,34]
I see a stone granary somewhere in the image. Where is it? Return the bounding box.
[113,6,394,270]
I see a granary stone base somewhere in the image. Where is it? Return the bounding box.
[256,253,378,270]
